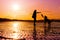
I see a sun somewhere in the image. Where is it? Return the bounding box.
[10,3,20,19]
[12,3,19,11]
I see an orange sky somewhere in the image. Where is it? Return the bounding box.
[0,0,60,20]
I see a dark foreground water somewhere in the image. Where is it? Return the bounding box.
[0,21,60,40]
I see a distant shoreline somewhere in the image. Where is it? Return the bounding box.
[0,18,60,22]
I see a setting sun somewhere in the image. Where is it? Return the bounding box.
[12,3,19,11]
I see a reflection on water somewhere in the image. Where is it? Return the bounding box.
[0,21,60,39]
[11,22,20,39]
[11,33,18,39]
[12,22,19,27]
[12,22,20,33]
[0,21,34,39]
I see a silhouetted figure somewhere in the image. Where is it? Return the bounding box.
[44,16,48,35]
[32,10,41,26]
[41,14,51,35]
[32,10,41,40]
[32,10,37,40]
[32,10,37,26]
[44,16,51,34]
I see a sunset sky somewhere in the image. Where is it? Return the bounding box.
[0,0,60,20]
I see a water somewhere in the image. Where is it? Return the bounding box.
[0,21,60,40]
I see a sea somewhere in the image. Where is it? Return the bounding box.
[0,21,60,40]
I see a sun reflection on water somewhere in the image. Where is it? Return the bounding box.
[12,33,18,39]
[12,22,19,27]
[12,22,20,39]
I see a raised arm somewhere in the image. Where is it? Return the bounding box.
[37,12,41,13]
